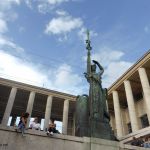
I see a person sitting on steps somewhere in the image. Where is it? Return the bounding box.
[30,117,41,130]
[16,112,29,137]
[46,119,60,136]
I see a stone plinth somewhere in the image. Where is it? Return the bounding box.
[0,125,149,150]
[90,120,115,140]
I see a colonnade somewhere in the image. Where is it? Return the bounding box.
[1,66,150,138]
[111,67,150,138]
[1,88,70,135]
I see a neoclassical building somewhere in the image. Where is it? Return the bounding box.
[0,78,76,135]
[108,50,150,143]
[0,50,150,144]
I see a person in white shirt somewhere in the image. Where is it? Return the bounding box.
[30,117,41,130]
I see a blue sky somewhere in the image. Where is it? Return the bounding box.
[0,0,150,95]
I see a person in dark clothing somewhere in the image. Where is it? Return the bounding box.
[131,137,139,146]
[138,136,144,147]
[131,136,144,147]
[46,119,59,135]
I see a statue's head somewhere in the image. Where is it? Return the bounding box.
[91,64,96,72]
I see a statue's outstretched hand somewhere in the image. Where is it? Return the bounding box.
[84,72,91,78]
[84,72,88,78]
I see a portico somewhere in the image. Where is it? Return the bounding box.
[108,50,150,139]
[0,78,76,135]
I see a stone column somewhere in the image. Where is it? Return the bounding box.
[72,113,76,135]
[26,91,35,126]
[112,90,123,138]
[62,99,69,134]
[2,87,17,125]
[110,115,116,133]
[44,95,53,130]
[124,80,139,132]
[138,67,150,122]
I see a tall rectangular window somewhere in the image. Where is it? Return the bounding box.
[140,114,149,128]
[127,122,132,133]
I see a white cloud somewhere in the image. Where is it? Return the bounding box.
[0,50,49,86]
[83,47,124,65]
[46,0,69,5]
[45,15,83,35]
[0,0,21,35]
[91,47,124,66]
[83,48,133,88]
[0,0,20,11]
[54,64,82,87]
[44,12,98,42]
[37,3,53,14]
[0,0,20,16]
[78,27,98,41]
[0,50,84,95]
[49,63,84,94]
[37,0,69,13]
[0,36,24,52]
[103,61,132,87]
[56,10,68,16]
[0,19,8,33]
[0,0,84,95]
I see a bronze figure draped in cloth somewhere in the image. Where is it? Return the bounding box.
[75,30,116,140]
[84,60,104,121]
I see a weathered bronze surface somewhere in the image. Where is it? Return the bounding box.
[75,95,89,137]
[75,30,116,140]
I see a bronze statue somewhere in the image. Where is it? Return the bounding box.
[84,60,104,121]
[75,30,116,140]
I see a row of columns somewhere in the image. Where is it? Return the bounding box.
[1,89,70,134]
[112,67,150,138]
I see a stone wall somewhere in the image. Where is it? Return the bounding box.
[0,126,149,150]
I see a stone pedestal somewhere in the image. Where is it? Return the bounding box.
[90,120,116,140]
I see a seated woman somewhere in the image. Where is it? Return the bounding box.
[46,119,59,135]
[30,117,41,130]
[16,112,29,136]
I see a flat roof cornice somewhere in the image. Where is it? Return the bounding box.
[0,77,76,100]
[108,49,150,94]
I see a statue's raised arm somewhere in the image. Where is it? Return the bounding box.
[92,60,104,76]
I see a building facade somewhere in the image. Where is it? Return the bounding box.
[108,50,150,142]
[0,50,150,144]
[0,78,76,135]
